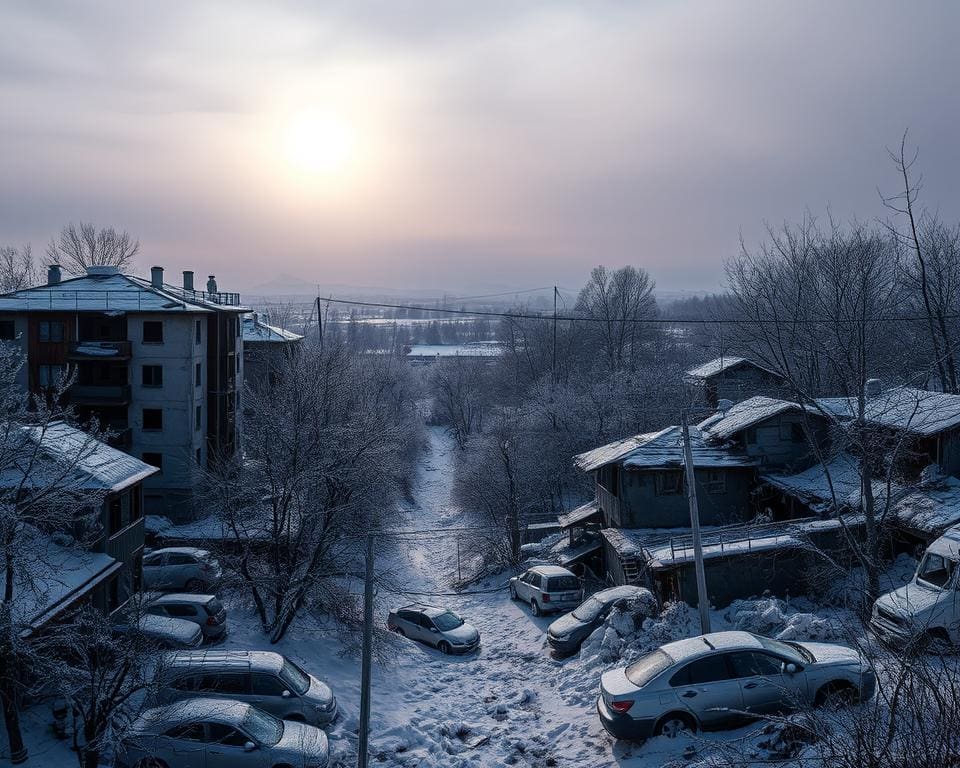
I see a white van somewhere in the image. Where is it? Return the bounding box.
[871,526,960,649]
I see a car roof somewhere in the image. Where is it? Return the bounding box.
[160,649,284,674]
[660,631,763,661]
[137,614,203,641]
[148,593,217,606]
[528,565,576,577]
[149,547,211,557]
[133,697,251,733]
[592,585,646,603]
[928,526,960,559]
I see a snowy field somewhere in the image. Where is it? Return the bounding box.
[12,427,932,767]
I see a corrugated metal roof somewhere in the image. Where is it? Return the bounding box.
[557,500,600,529]
[705,396,809,441]
[761,454,899,512]
[576,426,759,472]
[816,386,960,436]
[242,315,303,343]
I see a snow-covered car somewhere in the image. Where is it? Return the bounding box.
[547,585,653,656]
[144,593,228,642]
[142,547,223,592]
[598,631,875,742]
[152,650,338,727]
[115,697,328,768]
[871,526,960,650]
[387,604,480,654]
[114,614,204,649]
[509,565,583,616]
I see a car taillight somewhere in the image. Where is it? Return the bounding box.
[206,616,218,626]
[201,563,213,572]
[610,700,633,714]
[542,594,551,602]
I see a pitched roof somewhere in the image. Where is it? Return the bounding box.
[575,426,759,473]
[816,386,960,436]
[0,269,247,314]
[705,396,812,441]
[242,314,303,343]
[891,477,960,536]
[557,500,600,529]
[761,454,901,513]
[685,356,779,380]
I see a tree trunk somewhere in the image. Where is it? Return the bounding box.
[0,675,27,764]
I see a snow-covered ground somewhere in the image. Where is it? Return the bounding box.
[9,426,926,767]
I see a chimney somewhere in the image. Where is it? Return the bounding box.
[150,266,164,289]
[47,264,61,286]
[206,275,218,293]
[865,378,882,397]
[183,270,194,291]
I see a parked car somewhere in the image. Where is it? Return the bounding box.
[143,547,222,592]
[145,593,228,642]
[509,565,583,616]
[547,585,653,656]
[114,614,204,650]
[152,650,338,727]
[871,526,960,650]
[598,631,875,742]
[115,697,328,768]
[387,604,480,654]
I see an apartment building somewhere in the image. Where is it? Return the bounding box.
[0,264,247,521]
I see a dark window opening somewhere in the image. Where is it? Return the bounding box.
[195,362,202,387]
[142,321,163,344]
[0,321,14,340]
[108,496,122,534]
[143,408,163,431]
[195,405,202,431]
[195,319,202,345]
[143,453,163,472]
[142,365,163,387]
[655,471,684,496]
[195,448,202,466]
[39,321,64,342]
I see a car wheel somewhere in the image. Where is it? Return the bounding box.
[509,584,518,600]
[815,682,858,709]
[656,712,695,739]
[438,641,452,655]
[184,578,203,592]
[531,601,542,617]
[135,759,169,768]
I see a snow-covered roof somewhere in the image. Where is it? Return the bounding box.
[663,631,763,660]
[761,454,901,513]
[705,396,811,441]
[575,426,759,473]
[685,357,778,380]
[529,564,577,577]
[557,500,599,529]
[0,269,248,314]
[405,343,502,358]
[242,314,303,343]
[816,387,960,436]
[890,477,960,536]
[928,526,960,559]
[0,421,158,493]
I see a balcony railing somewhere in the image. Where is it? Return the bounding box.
[68,340,132,361]
[69,384,131,405]
[107,517,145,562]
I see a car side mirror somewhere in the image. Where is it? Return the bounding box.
[243,742,256,752]
[281,690,291,699]
[430,627,438,633]
[783,662,797,674]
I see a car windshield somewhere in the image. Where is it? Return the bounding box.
[625,649,673,687]
[756,635,811,663]
[279,659,311,695]
[916,553,956,590]
[242,708,284,746]
[205,599,224,615]
[547,575,579,592]
[572,597,605,622]
[432,611,464,631]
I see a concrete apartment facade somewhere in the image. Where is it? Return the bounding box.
[0,264,247,521]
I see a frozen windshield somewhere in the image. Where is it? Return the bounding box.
[917,553,956,590]
[547,575,580,592]
[242,708,283,746]
[280,658,311,695]
[432,611,464,631]
[756,635,810,663]
[625,649,673,687]
[572,598,605,622]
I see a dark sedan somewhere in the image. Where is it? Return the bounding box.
[547,585,653,656]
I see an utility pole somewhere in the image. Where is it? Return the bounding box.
[358,532,374,768]
[680,411,711,634]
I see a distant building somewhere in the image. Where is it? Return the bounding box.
[404,341,503,366]
[685,356,786,407]
[242,313,303,386]
[0,265,247,521]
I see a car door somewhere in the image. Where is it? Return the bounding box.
[160,722,207,768]
[250,672,296,718]
[397,610,419,637]
[167,553,194,587]
[417,614,439,646]
[669,653,744,729]
[197,672,253,707]
[728,651,807,717]
[514,571,530,602]
[142,553,167,589]
[205,722,265,768]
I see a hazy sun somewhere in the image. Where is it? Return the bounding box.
[282,110,356,177]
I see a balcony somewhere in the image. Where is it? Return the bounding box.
[107,517,145,562]
[67,340,132,361]
[69,384,131,405]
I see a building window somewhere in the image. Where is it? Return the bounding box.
[38,364,65,388]
[108,496,122,534]
[655,471,683,496]
[196,448,202,466]
[131,488,142,521]
[143,408,163,431]
[195,362,202,387]
[0,321,14,340]
[142,365,163,388]
[236,354,240,373]
[38,320,64,342]
[142,453,163,473]
[791,423,805,443]
[195,319,202,345]
[143,321,163,344]
[132,552,143,594]
[195,405,202,431]
[705,470,726,495]
[745,427,757,445]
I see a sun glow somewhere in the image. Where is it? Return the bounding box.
[282,110,356,177]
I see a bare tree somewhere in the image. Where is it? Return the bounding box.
[429,357,489,448]
[0,246,37,293]
[46,223,139,275]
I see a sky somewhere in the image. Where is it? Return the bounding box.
[1,1,959,295]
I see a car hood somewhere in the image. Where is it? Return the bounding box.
[548,613,586,638]
[600,667,638,697]
[876,582,944,619]
[306,676,335,708]
[442,623,480,644]
[276,720,328,764]
[796,641,862,667]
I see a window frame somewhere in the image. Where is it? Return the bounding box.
[655,471,684,496]
[142,365,163,388]
[142,320,164,344]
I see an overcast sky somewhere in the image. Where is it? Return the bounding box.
[1,1,958,294]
